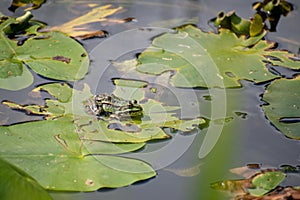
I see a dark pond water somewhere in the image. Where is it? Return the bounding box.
[0,0,300,200]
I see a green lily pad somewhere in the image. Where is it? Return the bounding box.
[262,77,300,139]
[0,13,89,90]
[0,158,52,200]
[0,116,154,191]
[135,25,299,88]
[113,79,147,101]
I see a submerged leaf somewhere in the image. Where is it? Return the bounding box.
[49,4,123,38]
[135,25,299,88]
[262,77,300,139]
[164,163,201,177]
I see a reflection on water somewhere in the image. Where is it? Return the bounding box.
[0,0,299,200]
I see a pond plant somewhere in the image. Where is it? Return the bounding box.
[0,0,299,199]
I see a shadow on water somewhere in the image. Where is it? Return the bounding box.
[0,0,299,200]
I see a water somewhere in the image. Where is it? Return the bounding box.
[0,0,299,199]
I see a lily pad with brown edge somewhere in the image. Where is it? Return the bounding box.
[0,12,89,91]
[262,77,300,139]
[134,25,299,88]
[0,115,155,192]
[248,171,286,196]
[211,169,286,197]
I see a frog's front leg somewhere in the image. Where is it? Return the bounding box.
[85,98,101,115]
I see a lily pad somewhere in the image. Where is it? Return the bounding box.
[135,25,299,88]
[262,77,300,139]
[0,116,154,191]
[0,158,52,200]
[0,13,89,90]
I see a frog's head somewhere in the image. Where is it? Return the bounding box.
[117,99,143,119]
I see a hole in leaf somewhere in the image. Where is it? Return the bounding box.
[107,122,141,133]
[279,117,300,123]
[225,71,236,78]
[235,111,248,119]
[52,56,71,64]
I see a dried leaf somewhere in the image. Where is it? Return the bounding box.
[49,4,123,38]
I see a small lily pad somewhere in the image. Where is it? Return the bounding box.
[249,171,286,196]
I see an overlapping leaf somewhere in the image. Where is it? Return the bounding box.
[1,81,206,191]
[133,25,299,88]
[4,81,205,141]
[0,13,89,90]
[0,116,154,191]
[262,77,300,139]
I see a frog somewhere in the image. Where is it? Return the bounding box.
[84,94,143,120]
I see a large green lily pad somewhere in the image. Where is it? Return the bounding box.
[0,13,89,90]
[262,77,300,139]
[0,116,154,191]
[135,25,299,88]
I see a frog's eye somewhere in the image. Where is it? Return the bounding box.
[130,100,138,105]
[106,96,112,101]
